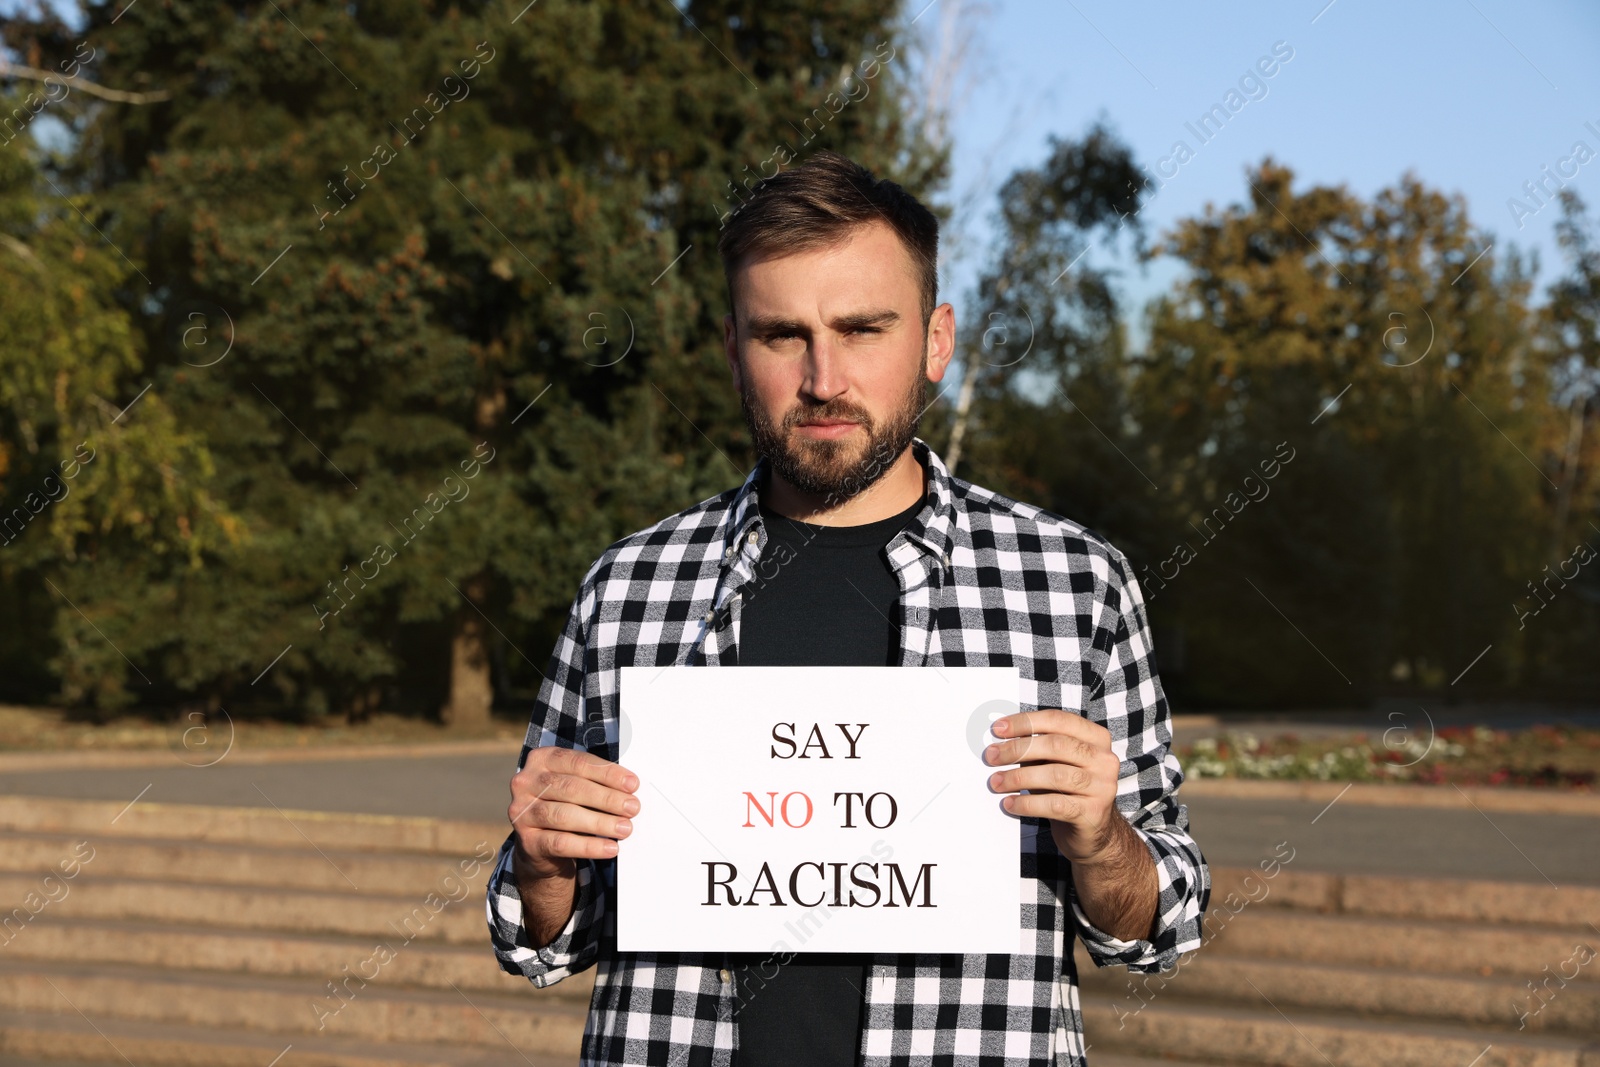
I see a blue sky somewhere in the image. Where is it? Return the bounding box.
[928,0,1600,345]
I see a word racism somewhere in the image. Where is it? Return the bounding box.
[1507,118,1600,230]
[1131,41,1294,203]
[1,441,97,548]
[1,41,94,145]
[703,721,935,909]
[314,442,495,628]
[1513,535,1597,629]
[311,840,496,1029]
[713,41,896,227]
[2,840,96,945]
[313,41,497,230]
[1140,441,1296,600]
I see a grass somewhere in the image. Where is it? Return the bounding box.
[0,704,522,755]
[1177,724,1600,789]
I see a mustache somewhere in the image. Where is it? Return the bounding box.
[786,401,871,428]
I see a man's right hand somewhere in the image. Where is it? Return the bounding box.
[507,746,640,944]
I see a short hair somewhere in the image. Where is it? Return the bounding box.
[717,151,939,332]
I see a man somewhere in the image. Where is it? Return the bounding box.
[485,151,1208,1067]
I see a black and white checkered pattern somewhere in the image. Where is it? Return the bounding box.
[485,437,1209,1066]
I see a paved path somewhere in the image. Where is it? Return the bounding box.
[1184,794,1599,884]
[5,749,1598,885]
[7,751,518,823]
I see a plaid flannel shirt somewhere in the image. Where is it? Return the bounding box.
[485,437,1209,1067]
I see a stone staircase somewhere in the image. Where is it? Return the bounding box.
[1078,865,1600,1067]
[0,796,584,1066]
[0,795,1596,1066]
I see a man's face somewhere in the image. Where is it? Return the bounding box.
[722,220,954,502]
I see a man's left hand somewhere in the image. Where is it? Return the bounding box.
[984,709,1123,865]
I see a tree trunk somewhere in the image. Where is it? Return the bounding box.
[1550,394,1588,561]
[442,572,494,728]
[443,346,507,729]
[944,357,981,477]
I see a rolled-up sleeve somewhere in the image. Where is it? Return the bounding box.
[483,571,610,986]
[486,833,606,986]
[1071,548,1210,973]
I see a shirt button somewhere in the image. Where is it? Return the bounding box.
[746,531,758,545]
[719,968,732,983]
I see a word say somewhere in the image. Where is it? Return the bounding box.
[769,722,869,759]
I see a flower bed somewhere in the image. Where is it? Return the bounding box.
[1176,724,1599,789]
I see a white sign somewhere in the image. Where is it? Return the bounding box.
[615,665,1022,954]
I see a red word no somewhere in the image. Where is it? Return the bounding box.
[742,790,814,828]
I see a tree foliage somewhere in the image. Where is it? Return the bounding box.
[1,0,944,720]
[4,7,1595,715]
[960,139,1595,707]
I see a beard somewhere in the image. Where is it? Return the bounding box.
[739,351,928,505]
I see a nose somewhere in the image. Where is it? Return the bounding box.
[802,334,847,403]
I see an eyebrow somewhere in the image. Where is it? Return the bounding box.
[745,308,902,336]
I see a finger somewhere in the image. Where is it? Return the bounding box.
[988,761,1096,797]
[538,745,640,793]
[992,709,1110,748]
[985,731,1098,769]
[531,828,624,861]
[512,774,640,831]
[513,795,635,841]
[1000,790,1089,823]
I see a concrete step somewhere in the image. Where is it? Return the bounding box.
[0,871,485,944]
[0,916,595,1001]
[1191,906,1598,980]
[1208,866,1600,928]
[0,1008,569,1067]
[0,796,504,856]
[0,829,502,896]
[1084,1056,1234,1067]
[0,959,588,1057]
[1078,951,1600,1035]
[1082,998,1600,1067]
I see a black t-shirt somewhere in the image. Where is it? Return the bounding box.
[729,490,924,1067]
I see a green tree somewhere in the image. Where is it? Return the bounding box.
[961,144,1557,706]
[2,0,944,721]
[0,135,234,708]
[949,122,1157,549]
[1140,161,1547,702]
[1521,190,1600,694]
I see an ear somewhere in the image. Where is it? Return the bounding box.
[925,302,956,383]
[724,313,742,391]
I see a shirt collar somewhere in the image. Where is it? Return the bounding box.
[720,436,958,571]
